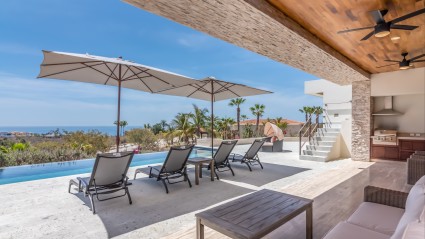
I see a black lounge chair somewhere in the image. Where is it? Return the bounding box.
[134,145,194,194]
[229,138,265,171]
[203,140,238,180]
[68,151,134,214]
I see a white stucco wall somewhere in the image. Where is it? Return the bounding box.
[371,67,425,134]
[371,67,425,96]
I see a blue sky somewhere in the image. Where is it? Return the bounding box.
[0,0,321,126]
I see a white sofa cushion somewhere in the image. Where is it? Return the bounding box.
[401,221,425,239]
[391,182,425,239]
[347,202,404,235]
[420,206,425,222]
[323,222,390,239]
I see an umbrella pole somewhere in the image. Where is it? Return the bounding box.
[116,65,122,153]
[210,81,214,157]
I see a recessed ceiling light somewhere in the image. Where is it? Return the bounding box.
[391,36,401,41]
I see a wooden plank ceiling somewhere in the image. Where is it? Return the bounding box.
[268,0,425,74]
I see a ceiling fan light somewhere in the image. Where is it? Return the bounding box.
[374,24,390,38]
[399,61,410,70]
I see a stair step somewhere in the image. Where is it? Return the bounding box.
[299,155,329,162]
[302,150,329,157]
[317,128,340,133]
[315,131,340,137]
[309,141,335,146]
[306,145,333,151]
[312,136,337,141]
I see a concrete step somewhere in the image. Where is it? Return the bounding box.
[309,141,335,146]
[317,128,340,133]
[312,136,337,141]
[299,155,329,162]
[315,131,340,137]
[306,145,333,151]
[302,150,330,157]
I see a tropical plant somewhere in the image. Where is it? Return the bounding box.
[126,128,158,151]
[243,122,254,138]
[275,117,288,132]
[249,104,265,136]
[143,123,152,129]
[298,106,314,123]
[191,104,209,138]
[63,130,110,155]
[228,98,246,137]
[217,117,236,139]
[240,114,248,121]
[172,113,196,144]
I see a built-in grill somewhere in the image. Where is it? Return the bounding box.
[372,129,397,145]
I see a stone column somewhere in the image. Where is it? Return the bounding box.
[352,80,372,161]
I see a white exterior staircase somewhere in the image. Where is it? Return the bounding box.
[299,125,341,162]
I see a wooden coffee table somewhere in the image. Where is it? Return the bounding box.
[195,189,313,239]
[187,157,215,185]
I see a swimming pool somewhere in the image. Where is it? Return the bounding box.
[0,147,213,185]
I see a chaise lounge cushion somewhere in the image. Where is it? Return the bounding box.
[323,222,390,239]
[347,202,405,235]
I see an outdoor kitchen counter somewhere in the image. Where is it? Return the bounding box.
[397,137,425,140]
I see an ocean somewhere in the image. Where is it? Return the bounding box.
[0,126,144,136]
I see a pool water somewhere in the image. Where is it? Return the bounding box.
[0,147,213,185]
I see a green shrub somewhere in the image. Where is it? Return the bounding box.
[126,128,158,151]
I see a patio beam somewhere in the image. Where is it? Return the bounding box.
[124,0,370,85]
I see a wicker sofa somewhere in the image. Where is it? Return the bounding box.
[408,151,425,185]
[323,176,425,239]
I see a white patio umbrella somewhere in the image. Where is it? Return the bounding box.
[38,50,197,152]
[156,76,273,155]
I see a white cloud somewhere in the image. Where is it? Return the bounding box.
[0,42,39,56]
[177,33,213,49]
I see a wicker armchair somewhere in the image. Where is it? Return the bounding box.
[364,186,409,209]
[407,153,425,185]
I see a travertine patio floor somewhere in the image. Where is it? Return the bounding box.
[0,142,409,239]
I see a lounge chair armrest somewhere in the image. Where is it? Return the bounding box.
[77,177,89,187]
[364,186,408,209]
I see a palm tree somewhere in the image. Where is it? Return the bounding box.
[191,104,209,138]
[240,114,248,121]
[249,104,265,136]
[121,120,128,136]
[313,106,324,126]
[159,120,169,132]
[114,120,128,136]
[299,106,312,123]
[172,113,196,144]
[228,98,246,136]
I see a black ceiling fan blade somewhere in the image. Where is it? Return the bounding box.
[390,24,419,30]
[411,60,425,63]
[337,26,374,34]
[361,30,375,41]
[384,60,400,62]
[369,10,387,23]
[410,53,425,61]
[377,63,398,68]
[391,8,425,24]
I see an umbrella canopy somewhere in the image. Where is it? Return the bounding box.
[263,122,284,141]
[38,50,197,152]
[156,76,272,154]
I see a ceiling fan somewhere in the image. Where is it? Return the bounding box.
[377,52,425,70]
[337,8,425,41]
